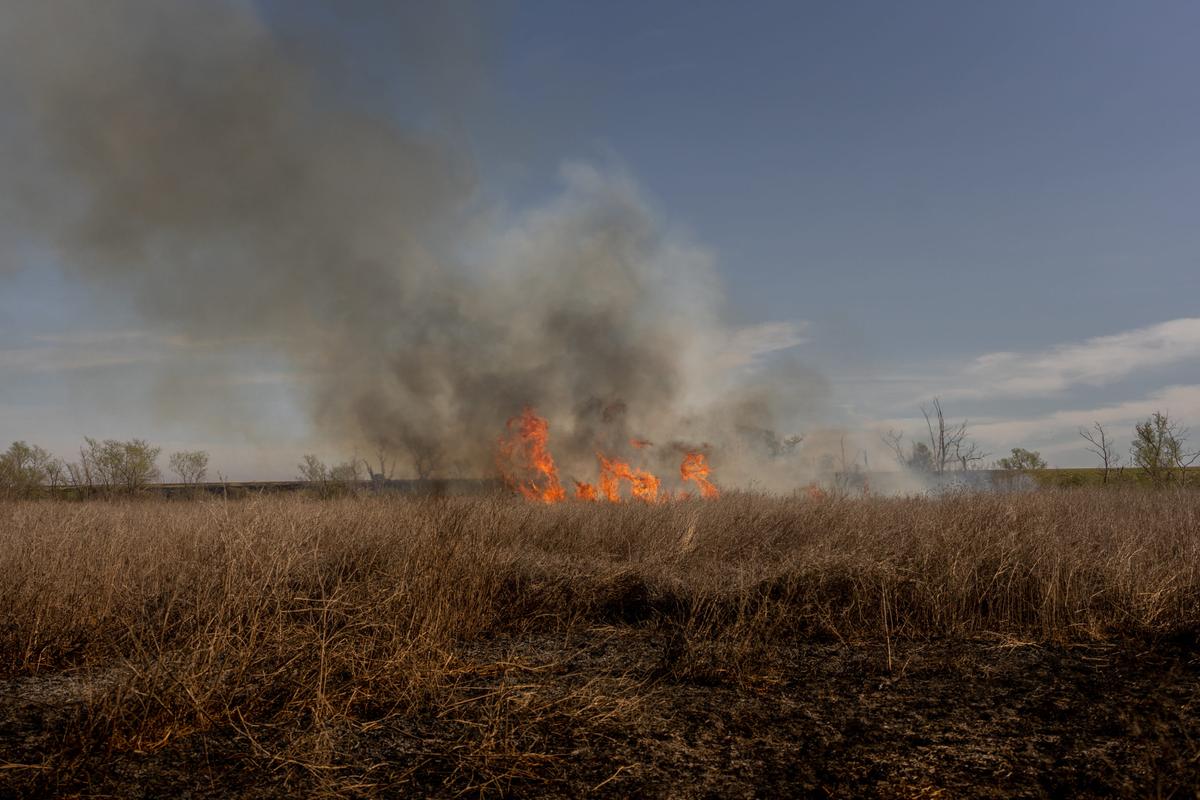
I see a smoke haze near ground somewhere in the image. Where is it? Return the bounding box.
[0,1,830,486]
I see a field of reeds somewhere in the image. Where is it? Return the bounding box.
[2,490,1199,797]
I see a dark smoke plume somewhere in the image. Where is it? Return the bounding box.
[0,1,825,483]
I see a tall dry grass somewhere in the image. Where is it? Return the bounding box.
[1,489,1198,792]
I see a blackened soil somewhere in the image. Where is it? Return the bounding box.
[2,632,1198,798]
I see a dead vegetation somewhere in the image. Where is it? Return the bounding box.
[1,490,1198,797]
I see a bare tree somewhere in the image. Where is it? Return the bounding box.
[831,434,870,493]
[43,458,66,492]
[922,398,961,473]
[885,400,986,474]
[952,437,989,471]
[298,453,335,498]
[1079,422,1121,484]
[299,453,363,497]
[65,452,94,496]
[882,430,934,473]
[366,441,396,486]
[920,398,987,473]
[329,459,362,484]
[738,425,804,459]
[408,439,443,480]
[297,454,329,484]
[882,429,907,466]
[169,450,209,487]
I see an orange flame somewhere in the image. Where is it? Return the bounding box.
[804,483,827,501]
[496,408,566,503]
[497,408,719,503]
[680,452,719,499]
[597,452,661,502]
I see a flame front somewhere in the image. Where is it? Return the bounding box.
[597,452,661,502]
[496,407,566,503]
[496,407,717,503]
[680,452,719,499]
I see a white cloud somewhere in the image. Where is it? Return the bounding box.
[952,317,1200,397]
[0,329,193,372]
[29,330,153,346]
[969,384,1200,445]
[718,320,808,369]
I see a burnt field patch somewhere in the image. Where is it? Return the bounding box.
[4,633,1198,798]
[1,491,1198,797]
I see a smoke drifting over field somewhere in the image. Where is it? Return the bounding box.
[0,1,826,484]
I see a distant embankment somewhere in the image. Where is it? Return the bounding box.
[836,468,1200,493]
[836,470,1037,494]
[155,474,1035,498]
[49,469,1200,499]
[131,479,507,499]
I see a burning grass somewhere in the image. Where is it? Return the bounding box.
[496,407,717,504]
[2,490,1199,796]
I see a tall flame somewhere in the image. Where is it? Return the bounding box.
[496,407,566,503]
[597,452,661,502]
[680,451,719,499]
[496,407,718,503]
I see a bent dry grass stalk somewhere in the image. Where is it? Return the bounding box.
[1,489,1198,794]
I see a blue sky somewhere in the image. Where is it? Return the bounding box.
[2,1,1200,476]
[492,1,1200,344]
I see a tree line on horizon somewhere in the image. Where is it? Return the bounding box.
[1,404,1198,499]
[0,438,208,498]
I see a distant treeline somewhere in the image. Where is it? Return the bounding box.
[0,437,509,500]
[3,407,1200,500]
[80,478,505,500]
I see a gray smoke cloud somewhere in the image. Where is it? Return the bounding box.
[0,1,828,486]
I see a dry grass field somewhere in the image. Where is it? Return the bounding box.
[2,490,1199,797]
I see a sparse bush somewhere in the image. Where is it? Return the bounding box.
[70,437,161,495]
[298,453,360,497]
[1131,412,1199,485]
[297,453,329,483]
[329,458,361,484]
[168,450,209,487]
[995,447,1047,471]
[0,441,57,498]
[406,438,443,479]
[61,438,160,494]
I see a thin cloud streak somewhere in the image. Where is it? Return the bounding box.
[717,321,808,370]
[950,318,1200,398]
[0,329,300,380]
[970,384,1200,446]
